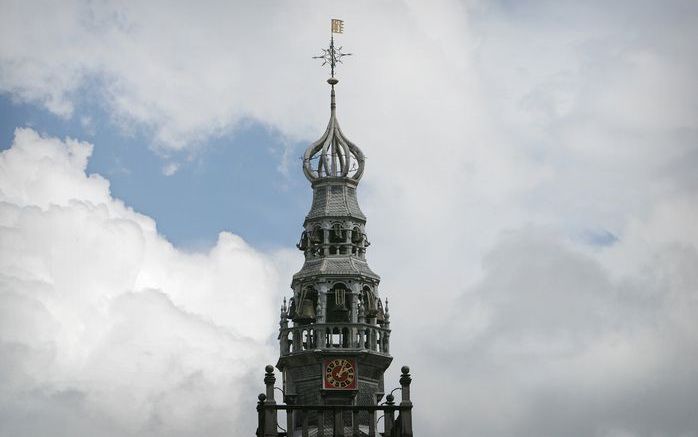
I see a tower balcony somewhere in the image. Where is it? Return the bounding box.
[279,322,390,356]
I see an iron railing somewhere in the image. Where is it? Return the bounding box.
[256,365,413,437]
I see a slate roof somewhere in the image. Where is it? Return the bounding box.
[292,256,380,281]
[305,184,366,221]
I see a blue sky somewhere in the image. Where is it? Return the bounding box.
[0,94,309,250]
[1,1,697,436]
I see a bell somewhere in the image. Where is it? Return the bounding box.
[362,288,378,317]
[376,299,385,324]
[331,223,346,243]
[297,231,308,250]
[351,228,363,244]
[294,298,316,322]
[310,227,323,244]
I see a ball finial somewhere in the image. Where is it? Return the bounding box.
[258,393,266,402]
[401,365,410,374]
[265,364,274,373]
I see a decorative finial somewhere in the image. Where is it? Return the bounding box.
[280,298,288,324]
[316,299,323,323]
[313,19,352,82]
[303,19,365,182]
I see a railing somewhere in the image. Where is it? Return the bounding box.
[280,323,390,356]
[256,365,413,437]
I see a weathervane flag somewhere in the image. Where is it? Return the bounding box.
[331,19,344,34]
[314,19,351,79]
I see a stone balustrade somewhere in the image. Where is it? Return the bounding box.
[279,322,390,356]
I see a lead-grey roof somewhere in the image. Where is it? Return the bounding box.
[292,256,379,281]
[305,183,366,221]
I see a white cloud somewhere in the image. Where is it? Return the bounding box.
[162,162,179,176]
[0,0,329,151]
[0,129,280,436]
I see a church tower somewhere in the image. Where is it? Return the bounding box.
[276,22,393,431]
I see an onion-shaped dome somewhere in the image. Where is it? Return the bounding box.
[303,81,365,182]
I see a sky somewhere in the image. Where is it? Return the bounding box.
[1,1,697,436]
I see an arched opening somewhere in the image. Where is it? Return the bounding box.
[329,222,346,244]
[331,327,341,347]
[326,283,350,323]
[310,225,323,256]
[287,331,294,352]
[302,329,309,350]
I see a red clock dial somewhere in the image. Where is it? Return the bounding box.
[323,358,357,390]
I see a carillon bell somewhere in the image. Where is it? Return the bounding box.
[351,228,363,244]
[297,231,308,251]
[376,299,385,324]
[295,298,316,322]
[362,288,378,317]
[310,228,323,244]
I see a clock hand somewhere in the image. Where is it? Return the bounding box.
[338,363,350,377]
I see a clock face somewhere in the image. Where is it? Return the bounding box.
[323,358,357,390]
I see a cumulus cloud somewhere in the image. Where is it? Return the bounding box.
[0,129,279,436]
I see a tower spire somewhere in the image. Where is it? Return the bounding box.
[305,19,364,182]
[275,21,393,432]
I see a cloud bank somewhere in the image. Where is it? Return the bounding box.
[0,129,279,436]
[412,222,698,436]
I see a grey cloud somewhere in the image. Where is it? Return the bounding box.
[398,227,698,436]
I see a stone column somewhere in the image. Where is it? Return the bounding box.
[350,283,359,347]
[399,366,413,437]
[263,365,278,437]
[317,283,328,348]
[384,394,395,435]
[350,283,359,323]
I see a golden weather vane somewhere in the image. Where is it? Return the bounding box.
[313,19,352,79]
